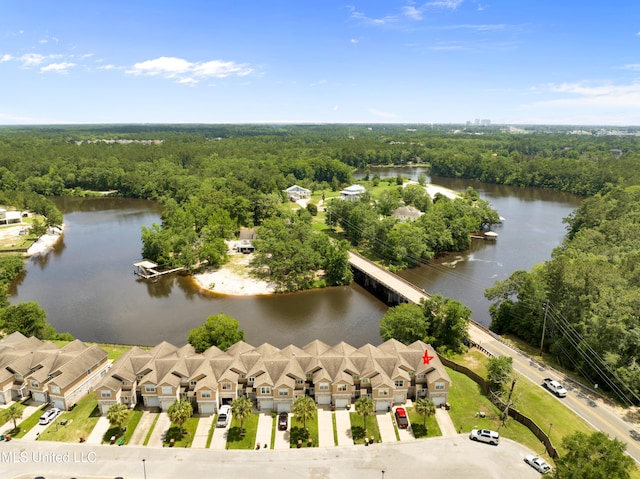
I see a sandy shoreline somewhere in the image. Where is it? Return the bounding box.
[192,253,276,296]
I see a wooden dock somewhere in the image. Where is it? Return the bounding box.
[133,260,185,280]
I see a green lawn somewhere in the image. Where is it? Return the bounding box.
[0,402,26,429]
[227,414,259,449]
[12,404,47,438]
[349,412,381,445]
[290,412,319,448]
[100,408,143,445]
[164,417,199,447]
[40,395,100,442]
[446,368,544,454]
[407,407,441,438]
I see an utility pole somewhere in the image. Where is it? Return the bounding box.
[539,301,549,357]
[502,376,517,425]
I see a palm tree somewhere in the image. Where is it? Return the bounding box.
[291,396,316,430]
[354,396,374,434]
[106,403,130,435]
[167,398,193,435]
[415,398,436,430]
[231,395,253,435]
[2,403,23,430]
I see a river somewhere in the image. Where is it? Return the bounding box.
[8,173,581,348]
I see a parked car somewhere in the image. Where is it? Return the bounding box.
[278,412,288,430]
[39,407,61,425]
[469,428,499,445]
[524,454,552,474]
[394,407,409,429]
[216,405,231,428]
[543,378,567,398]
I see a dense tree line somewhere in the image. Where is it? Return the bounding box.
[486,185,640,404]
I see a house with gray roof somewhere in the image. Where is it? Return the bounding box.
[0,332,109,410]
[96,338,450,414]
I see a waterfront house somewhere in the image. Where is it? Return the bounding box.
[0,332,109,410]
[392,205,424,222]
[339,184,366,201]
[96,338,450,414]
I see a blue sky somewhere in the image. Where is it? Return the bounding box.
[2,1,640,125]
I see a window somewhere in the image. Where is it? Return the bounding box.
[30,380,39,388]
[417,374,426,379]
[50,385,60,394]
[378,388,389,397]
[319,383,329,391]
[361,378,370,384]
[278,388,288,397]
[87,368,92,375]
[394,380,404,388]
[435,382,446,391]
[101,391,112,398]
[306,373,313,379]
[122,381,131,386]
[260,386,271,395]
[337,384,347,392]
[239,374,246,379]
[248,377,255,383]
[145,385,156,393]
[221,382,232,391]
[201,391,212,399]
[352,375,359,381]
[161,386,172,395]
[295,379,304,385]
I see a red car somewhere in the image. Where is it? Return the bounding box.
[394,407,409,429]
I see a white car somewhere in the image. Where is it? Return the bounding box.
[524,454,552,474]
[216,405,231,428]
[39,407,61,425]
[543,378,567,398]
[469,428,499,445]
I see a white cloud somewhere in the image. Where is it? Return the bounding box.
[0,54,12,63]
[426,0,464,8]
[527,81,640,109]
[350,38,359,44]
[20,53,47,67]
[40,62,76,74]
[127,56,252,83]
[620,64,640,71]
[403,6,423,20]
[368,108,399,119]
[348,6,399,26]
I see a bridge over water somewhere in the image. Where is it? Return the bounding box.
[348,251,430,305]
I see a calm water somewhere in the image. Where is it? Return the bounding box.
[9,174,581,348]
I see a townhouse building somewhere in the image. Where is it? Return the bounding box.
[96,338,450,415]
[0,332,109,410]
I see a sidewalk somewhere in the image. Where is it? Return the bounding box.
[435,408,458,437]
[147,412,170,448]
[191,414,214,448]
[128,410,156,446]
[376,411,397,443]
[317,407,334,447]
[334,409,352,446]
[86,416,111,444]
[255,412,273,449]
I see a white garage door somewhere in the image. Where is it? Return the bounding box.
[375,400,391,412]
[335,398,349,409]
[52,398,66,411]
[199,402,216,414]
[259,399,274,411]
[432,396,446,406]
[276,402,291,413]
[32,391,48,403]
[316,394,331,405]
[393,392,406,404]
[145,396,160,408]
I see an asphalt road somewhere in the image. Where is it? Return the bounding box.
[5,435,541,479]
[469,322,640,463]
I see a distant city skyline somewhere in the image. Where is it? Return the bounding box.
[2,1,640,126]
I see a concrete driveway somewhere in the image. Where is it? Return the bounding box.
[317,407,335,447]
[377,411,398,443]
[209,417,230,450]
[273,413,290,449]
[334,409,352,445]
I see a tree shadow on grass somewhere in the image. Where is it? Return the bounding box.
[226,426,246,442]
[289,426,310,445]
[351,425,365,442]
[411,423,428,438]
[89,405,102,418]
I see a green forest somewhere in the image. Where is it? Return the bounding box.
[1,123,640,403]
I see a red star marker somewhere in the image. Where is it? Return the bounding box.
[422,350,434,365]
